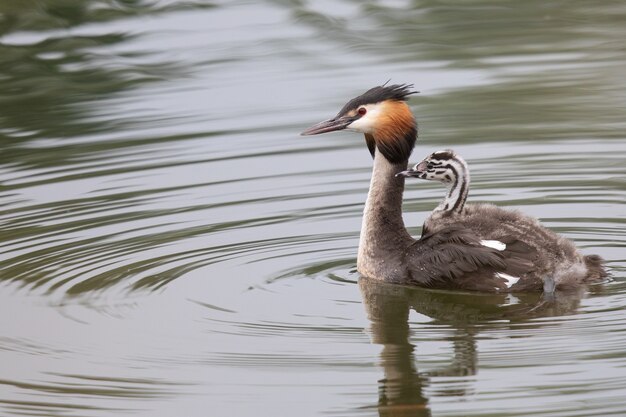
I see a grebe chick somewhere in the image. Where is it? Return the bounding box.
[301,84,542,292]
[397,149,607,291]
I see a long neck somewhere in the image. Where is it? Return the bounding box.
[434,160,469,215]
[357,151,413,279]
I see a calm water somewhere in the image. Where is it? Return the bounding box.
[1,1,625,416]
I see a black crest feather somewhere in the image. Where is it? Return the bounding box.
[337,83,417,117]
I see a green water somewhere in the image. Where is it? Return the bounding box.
[1,1,625,416]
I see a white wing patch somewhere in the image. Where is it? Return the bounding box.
[481,240,506,251]
[496,272,520,288]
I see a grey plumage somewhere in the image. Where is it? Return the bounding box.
[401,150,608,291]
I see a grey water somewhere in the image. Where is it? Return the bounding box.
[1,1,625,416]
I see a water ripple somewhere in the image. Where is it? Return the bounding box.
[1,1,625,417]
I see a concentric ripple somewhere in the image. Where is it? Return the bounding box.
[1,1,625,416]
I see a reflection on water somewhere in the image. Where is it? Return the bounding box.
[359,278,587,416]
[1,0,625,416]
[360,279,432,417]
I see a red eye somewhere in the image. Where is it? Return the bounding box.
[358,107,367,116]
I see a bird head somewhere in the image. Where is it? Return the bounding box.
[396,149,463,184]
[301,83,418,163]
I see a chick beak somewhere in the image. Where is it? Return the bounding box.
[395,170,413,178]
[395,161,428,178]
[300,116,353,136]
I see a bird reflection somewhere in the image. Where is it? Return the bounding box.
[358,278,585,416]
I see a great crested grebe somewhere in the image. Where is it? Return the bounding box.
[302,84,546,292]
[397,149,607,291]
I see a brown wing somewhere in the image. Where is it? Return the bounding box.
[497,235,538,277]
[405,226,538,292]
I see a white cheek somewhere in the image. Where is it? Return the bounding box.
[347,117,373,133]
[346,104,383,134]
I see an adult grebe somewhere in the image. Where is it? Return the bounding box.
[397,149,607,291]
[301,84,540,292]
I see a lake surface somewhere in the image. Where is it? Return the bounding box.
[1,1,625,416]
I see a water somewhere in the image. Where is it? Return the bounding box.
[1,1,625,416]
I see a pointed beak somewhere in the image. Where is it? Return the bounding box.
[395,161,428,178]
[395,170,414,178]
[300,116,353,136]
